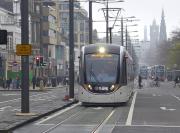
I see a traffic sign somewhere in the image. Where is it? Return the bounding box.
[16,44,32,56]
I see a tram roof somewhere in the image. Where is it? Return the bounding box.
[83,43,125,54]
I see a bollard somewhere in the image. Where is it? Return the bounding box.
[63,82,69,101]
[39,80,44,91]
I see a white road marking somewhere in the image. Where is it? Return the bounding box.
[153,94,161,97]
[93,109,115,133]
[2,94,20,96]
[160,107,176,111]
[93,107,104,110]
[172,95,180,101]
[0,106,12,111]
[35,102,81,125]
[36,124,55,126]
[12,108,21,112]
[117,124,180,128]
[126,91,137,126]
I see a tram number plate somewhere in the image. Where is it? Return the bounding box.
[95,87,108,91]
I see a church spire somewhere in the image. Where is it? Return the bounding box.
[159,8,167,43]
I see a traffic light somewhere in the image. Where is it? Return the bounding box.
[0,30,7,44]
[36,56,40,66]
[40,56,43,66]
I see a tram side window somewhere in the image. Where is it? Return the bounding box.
[78,53,82,84]
[122,57,127,85]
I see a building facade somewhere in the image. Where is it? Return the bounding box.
[58,1,89,76]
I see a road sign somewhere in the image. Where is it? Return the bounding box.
[16,44,32,56]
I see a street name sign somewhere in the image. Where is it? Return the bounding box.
[16,44,32,56]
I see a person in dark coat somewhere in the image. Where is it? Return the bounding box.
[174,76,180,88]
[6,78,12,90]
[32,76,36,89]
[138,75,142,89]
[16,76,20,89]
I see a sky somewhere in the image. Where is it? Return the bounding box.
[80,0,180,40]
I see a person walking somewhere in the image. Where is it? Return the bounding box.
[138,75,142,89]
[154,76,159,87]
[2,78,6,89]
[6,78,12,90]
[16,76,20,89]
[174,76,180,88]
[32,76,36,89]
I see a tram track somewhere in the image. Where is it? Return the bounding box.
[39,105,117,133]
[40,103,88,133]
[91,108,116,133]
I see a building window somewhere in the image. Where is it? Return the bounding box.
[43,16,48,21]
[43,31,48,36]
[80,22,85,32]
[35,5,40,13]
[80,34,84,42]
[49,29,56,38]
[48,15,56,23]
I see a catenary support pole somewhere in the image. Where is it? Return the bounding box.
[69,0,74,98]
[21,0,29,113]
[89,1,93,44]
[106,0,109,43]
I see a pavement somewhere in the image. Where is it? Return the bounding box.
[0,84,78,133]
[0,85,61,91]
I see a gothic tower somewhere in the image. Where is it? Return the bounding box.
[150,19,159,47]
[159,9,167,43]
[144,25,148,42]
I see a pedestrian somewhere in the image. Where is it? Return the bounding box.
[43,76,47,87]
[154,77,159,87]
[174,76,180,88]
[32,76,36,89]
[2,78,6,89]
[16,76,20,89]
[6,78,12,90]
[138,75,142,89]
[12,78,16,89]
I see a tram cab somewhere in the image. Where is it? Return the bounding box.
[78,44,134,105]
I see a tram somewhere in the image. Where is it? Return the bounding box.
[155,65,166,81]
[139,65,148,79]
[78,44,134,104]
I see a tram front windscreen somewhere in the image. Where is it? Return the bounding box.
[85,54,119,86]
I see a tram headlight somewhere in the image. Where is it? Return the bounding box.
[110,85,115,90]
[88,84,92,90]
[99,47,106,53]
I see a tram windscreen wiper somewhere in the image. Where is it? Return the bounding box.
[89,64,100,84]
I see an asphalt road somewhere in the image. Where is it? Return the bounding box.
[13,81,180,133]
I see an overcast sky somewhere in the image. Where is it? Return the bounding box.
[81,0,180,40]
